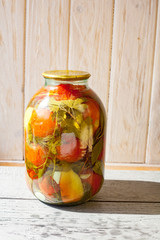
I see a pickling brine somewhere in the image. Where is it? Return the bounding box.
[24,70,106,205]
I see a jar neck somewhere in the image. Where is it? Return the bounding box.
[44,78,89,88]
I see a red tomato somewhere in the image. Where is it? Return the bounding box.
[31,108,56,137]
[56,133,85,162]
[83,98,100,133]
[91,173,103,195]
[49,84,82,101]
[25,143,47,167]
[80,169,103,195]
[39,175,59,196]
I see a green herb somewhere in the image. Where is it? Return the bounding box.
[81,181,92,200]
[93,107,105,145]
[25,154,53,179]
[49,98,88,130]
[35,134,61,156]
[49,97,87,113]
[91,137,103,165]
[35,135,54,147]
[37,164,47,178]
[71,160,85,174]
[54,160,70,172]
[92,160,103,176]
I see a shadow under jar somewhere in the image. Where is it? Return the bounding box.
[24,70,106,205]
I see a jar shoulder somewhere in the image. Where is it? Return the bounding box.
[26,85,106,117]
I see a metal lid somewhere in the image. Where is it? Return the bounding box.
[42,70,91,81]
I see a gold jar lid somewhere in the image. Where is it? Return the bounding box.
[42,70,91,81]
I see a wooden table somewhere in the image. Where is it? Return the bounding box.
[1,166,160,239]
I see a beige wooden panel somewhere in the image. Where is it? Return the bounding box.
[0,0,25,160]
[68,0,114,107]
[106,0,157,163]
[25,0,70,108]
[146,1,160,164]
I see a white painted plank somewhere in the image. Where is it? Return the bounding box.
[146,1,160,164]
[0,0,25,159]
[107,0,157,163]
[25,0,70,108]
[68,0,114,108]
[0,199,160,240]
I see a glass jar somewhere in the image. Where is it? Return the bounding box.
[24,70,106,205]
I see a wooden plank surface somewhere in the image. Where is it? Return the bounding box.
[0,0,25,160]
[106,0,158,163]
[68,0,114,108]
[146,1,160,164]
[25,0,70,108]
[1,167,160,201]
[0,200,160,240]
[0,166,160,239]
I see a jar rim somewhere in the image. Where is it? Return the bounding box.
[42,70,91,81]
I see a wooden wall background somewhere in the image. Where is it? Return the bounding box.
[0,0,160,166]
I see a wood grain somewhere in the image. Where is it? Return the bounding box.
[1,167,160,201]
[68,0,114,108]
[25,0,70,108]
[146,1,160,164]
[1,0,160,165]
[0,199,160,240]
[106,0,157,163]
[0,0,25,160]
[0,167,160,239]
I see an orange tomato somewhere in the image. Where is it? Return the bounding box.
[27,169,38,179]
[56,133,85,162]
[39,175,59,196]
[24,129,27,141]
[83,98,100,133]
[25,143,47,167]
[31,108,56,137]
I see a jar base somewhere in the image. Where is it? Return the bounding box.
[33,184,103,207]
